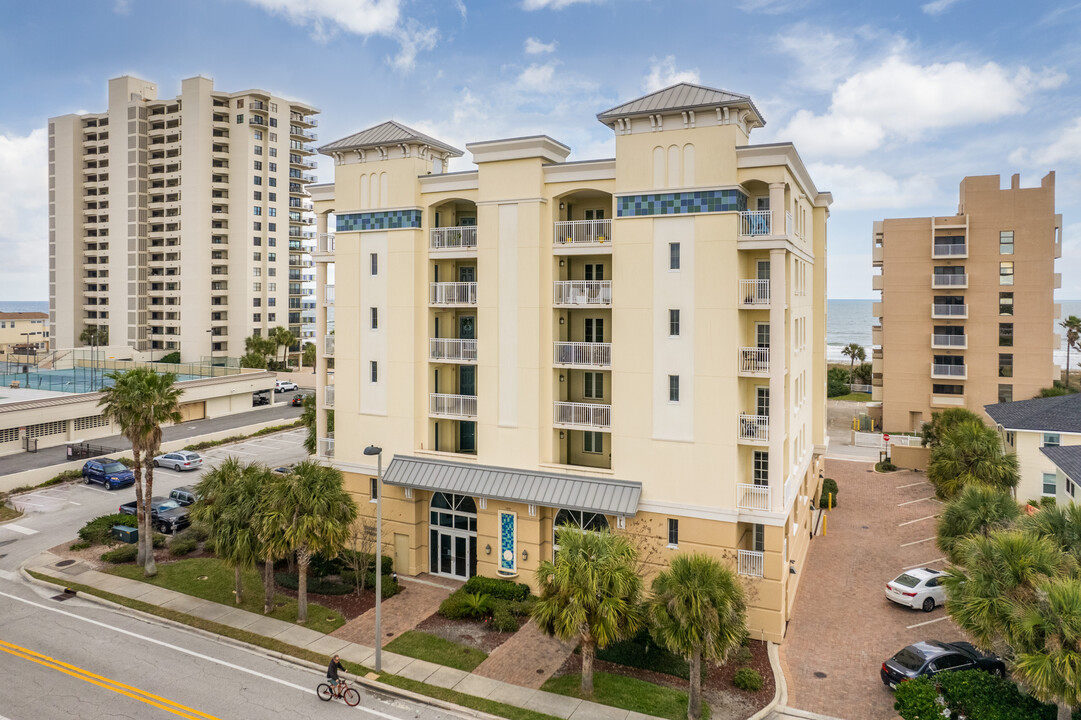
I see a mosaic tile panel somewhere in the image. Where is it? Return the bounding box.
[616,189,748,217]
[336,209,422,232]
[498,511,517,575]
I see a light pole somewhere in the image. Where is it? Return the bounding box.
[206,329,214,373]
[363,444,383,672]
[21,332,32,387]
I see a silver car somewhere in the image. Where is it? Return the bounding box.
[152,450,203,471]
[886,568,947,612]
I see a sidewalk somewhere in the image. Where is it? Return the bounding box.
[24,551,666,720]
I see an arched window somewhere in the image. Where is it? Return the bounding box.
[553,508,609,549]
[667,145,680,188]
[653,146,665,188]
[380,172,389,209]
[359,174,369,209]
[682,144,695,186]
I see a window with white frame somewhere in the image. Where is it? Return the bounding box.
[1043,473,1057,496]
[583,430,604,454]
[753,451,768,485]
[669,309,680,336]
[370,361,378,383]
[667,518,679,547]
[553,509,608,549]
[584,372,603,399]
[669,375,679,402]
[370,307,378,330]
[369,477,379,502]
[669,242,680,270]
[1044,433,1061,447]
[370,253,378,275]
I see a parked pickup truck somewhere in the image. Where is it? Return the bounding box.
[119,496,191,535]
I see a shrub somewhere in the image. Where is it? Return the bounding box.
[440,590,495,619]
[69,541,91,551]
[203,538,215,555]
[876,460,898,472]
[380,576,401,599]
[152,533,167,549]
[311,551,393,578]
[491,606,519,632]
[827,367,850,397]
[732,667,764,692]
[100,545,138,563]
[158,351,181,364]
[820,478,839,508]
[169,537,198,556]
[273,572,353,595]
[462,575,532,601]
[439,592,475,620]
[735,646,753,664]
[463,592,493,618]
[79,514,138,546]
[894,670,1057,720]
[597,627,692,679]
[504,597,537,617]
[893,676,941,720]
[180,524,210,543]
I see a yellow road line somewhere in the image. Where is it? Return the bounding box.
[0,638,222,720]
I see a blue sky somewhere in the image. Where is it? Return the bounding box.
[1,0,1079,301]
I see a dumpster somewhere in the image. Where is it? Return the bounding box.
[111,525,138,544]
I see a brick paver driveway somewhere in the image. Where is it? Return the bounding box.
[782,460,961,720]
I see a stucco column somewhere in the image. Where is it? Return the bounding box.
[315,213,329,451]
[769,182,786,237]
[768,248,787,510]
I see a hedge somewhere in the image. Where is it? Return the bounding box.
[79,514,138,545]
[894,670,1056,720]
[820,478,839,509]
[462,576,531,601]
[595,628,692,680]
[732,667,763,692]
[275,571,400,598]
[101,545,138,563]
[309,551,393,578]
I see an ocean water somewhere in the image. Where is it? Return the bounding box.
[827,299,1081,368]
[0,300,48,314]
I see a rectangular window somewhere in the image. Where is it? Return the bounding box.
[267,313,275,322]
[584,372,604,399]
[1043,473,1057,497]
[268,208,276,217]
[584,263,604,281]
[753,523,765,552]
[753,451,769,484]
[999,292,1014,316]
[267,252,276,262]
[267,298,276,307]
[669,242,680,270]
[268,192,276,202]
[268,178,276,187]
[370,361,378,383]
[1000,262,1014,286]
[932,384,964,395]
[253,282,261,292]
[268,222,276,231]
[269,147,277,157]
[252,313,260,322]
[999,323,1013,347]
[269,162,277,172]
[252,206,261,216]
[254,145,263,156]
[584,318,604,343]
[370,307,378,329]
[669,375,680,402]
[267,268,275,277]
[669,309,680,336]
[268,237,276,246]
[1006,431,1015,446]
[254,160,262,171]
[667,519,679,547]
[999,354,1013,378]
[998,384,1012,403]
[370,477,379,502]
[1000,231,1014,255]
[1044,434,1061,447]
[370,253,378,275]
[583,431,603,454]
[253,130,262,140]
[253,191,262,201]
[253,252,261,261]
[253,298,261,307]
[268,283,275,292]
[236,114,244,124]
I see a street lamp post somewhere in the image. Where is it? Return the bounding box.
[206,329,214,374]
[21,332,32,387]
[363,445,383,673]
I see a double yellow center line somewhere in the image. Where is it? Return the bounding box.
[0,638,222,720]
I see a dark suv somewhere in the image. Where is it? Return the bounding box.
[168,485,199,507]
[81,459,136,490]
[881,640,1005,689]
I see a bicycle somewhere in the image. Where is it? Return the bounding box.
[316,678,361,707]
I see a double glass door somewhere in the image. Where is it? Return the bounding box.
[429,493,478,580]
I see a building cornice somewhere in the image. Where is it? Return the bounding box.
[736,143,832,208]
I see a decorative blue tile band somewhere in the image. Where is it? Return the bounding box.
[616,189,748,217]
[336,209,422,232]
[498,511,517,576]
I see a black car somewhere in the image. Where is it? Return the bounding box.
[252,391,270,406]
[120,496,191,535]
[81,459,136,490]
[881,640,1005,689]
[291,393,305,407]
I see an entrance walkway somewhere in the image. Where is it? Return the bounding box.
[473,618,576,689]
[331,574,459,647]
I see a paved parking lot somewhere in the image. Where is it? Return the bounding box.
[781,459,960,720]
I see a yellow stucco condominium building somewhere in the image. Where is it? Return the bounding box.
[0,312,50,360]
[310,83,831,642]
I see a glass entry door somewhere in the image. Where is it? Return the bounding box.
[429,493,478,580]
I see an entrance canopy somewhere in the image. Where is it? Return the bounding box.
[383,455,642,517]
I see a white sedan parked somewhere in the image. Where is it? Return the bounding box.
[886,568,947,612]
[152,450,203,472]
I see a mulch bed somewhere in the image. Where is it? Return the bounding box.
[415,611,523,654]
[552,639,773,720]
[272,581,377,621]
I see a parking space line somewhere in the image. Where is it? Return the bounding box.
[68,501,82,506]
[898,496,935,506]
[907,615,950,630]
[900,536,936,547]
[4,524,38,536]
[903,557,946,570]
[898,515,938,527]
[896,481,928,489]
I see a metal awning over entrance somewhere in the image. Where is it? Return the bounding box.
[383,455,642,517]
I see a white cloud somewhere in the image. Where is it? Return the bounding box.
[113,0,132,14]
[524,37,556,55]
[922,0,961,15]
[808,163,939,211]
[387,20,438,72]
[643,56,700,93]
[517,62,558,92]
[1010,117,1081,166]
[0,129,48,301]
[775,24,857,92]
[521,0,595,9]
[738,0,807,14]
[453,0,467,19]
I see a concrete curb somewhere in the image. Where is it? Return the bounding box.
[746,641,786,720]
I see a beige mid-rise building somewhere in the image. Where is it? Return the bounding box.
[0,312,50,359]
[49,75,319,361]
[871,173,1062,432]
[311,83,831,641]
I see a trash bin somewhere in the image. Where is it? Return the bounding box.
[111,525,138,544]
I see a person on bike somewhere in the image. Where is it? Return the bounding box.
[326,654,347,695]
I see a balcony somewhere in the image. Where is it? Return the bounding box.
[738,279,770,307]
[318,435,334,458]
[737,549,764,578]
[324,285,335,305]
[931,303,967,319]
[931,334,967,349]
[553,401,611,430]
[932,273,968,289]
[932,363,967,380]
[553,342,611,368]
[324,385,334,408]
[738,347,770,376]
[430,227,477,253]
[430,282,477,306]
[738,210,773,237]
[324,335,334,356]
[430,338,478,364]
[553,219,612,250]
[430,393,478,419]
[737,483,771,511]
[932,243,967,258]
[738,414,769,444]
[553,280,611,306]
[931,393,966,408]
[872,245,883,267]
[313,233,335,259]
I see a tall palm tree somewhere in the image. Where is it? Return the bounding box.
[936,485,1020,563]
[300,394,333,455]
[1022,502,1081,565]
[648,553,748,720]
[927,419,1019,499]
[98,368,183,576]
[533,527,644,696]
[1012,577,1081,720]
[841,342,865,386]
[260,460,357,623]
[1060,315,1081,390]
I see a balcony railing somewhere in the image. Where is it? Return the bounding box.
[430,226,477,251]
[931,334,966,348]
[324,335,335,356]
[553,342,611,367]
[738,414,769,442]
[932,243,967,257]
[554,219,612,246]
[554,401,612,430]
[430,282,477,306]
[932,274,968,288]
[553,280,612,306]
[738,210,772,237]
[738,279,770,306]
[324,385,335,408]
[932,303,967,318]
[430,393,478,418]
[325,285,335,305]
[932,364,967,379]
[738,549,764,578]
[738,347,770,374]
[430,338,478,363]
[736,483,771,512]
[318,435,334,458]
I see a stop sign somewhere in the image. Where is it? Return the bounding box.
[883,433,891,442]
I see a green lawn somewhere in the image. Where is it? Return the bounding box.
[384,630,488,671]
[107,557,344,634]
[830,392,871,402]
[0,504,22,523]
[541,671,708,720]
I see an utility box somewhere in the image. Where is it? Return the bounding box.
[111,525,138,544]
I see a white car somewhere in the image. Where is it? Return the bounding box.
[152,450,203,472]
[886,568,947,612]
[275,380,299,393]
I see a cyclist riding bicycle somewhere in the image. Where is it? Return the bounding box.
[326,654,347,695]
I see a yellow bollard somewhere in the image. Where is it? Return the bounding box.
[823,514,827,536]
[829,492,833,511]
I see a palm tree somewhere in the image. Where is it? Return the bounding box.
[98,368,183,576]
[244,334,275,367]
[533,527,643,696]
[1021,502,1081,565]
[300,394,333,455]
[841,342,865,387]
[648,553,748,720]
[260,460,357,623]
[936,485,1020,563]
[270,326,295,368]
[302,342,316,369]
[919,407,984,448]
[1060,315,1081,390]
[1012,577,1081,720]
[927,419,1019,499]
[79,325,108,391]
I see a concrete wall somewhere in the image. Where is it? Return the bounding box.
[891,445,930,471]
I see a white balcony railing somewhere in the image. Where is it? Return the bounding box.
[429,393,478,418]
[738,279,770,306]
[553,342,612,367]
[554,219,612,246]
[318,435,334,458]
[932,303,968,318]
[738,414,769,442]
[931,334,967,348]
[430,282,478,306]
[316,233,335,254]
[736,483,771,511]
[932,274,968,288]
[324,334,335,356]
[553,280,612,306]
[738,347,770,374]
[738,549,764,578]
[324,385,335,408]
[429,338,478,363]
[739,210,771,237]
[430,226,478,251]
[932,243,967,257]
[553,401,612,430]
[324,285,335,305]
[932,364,967,379]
